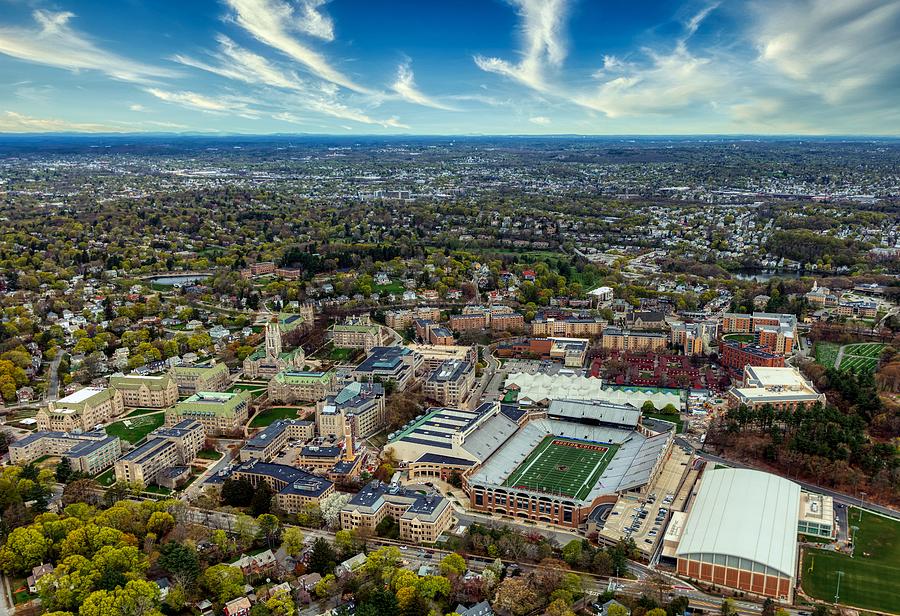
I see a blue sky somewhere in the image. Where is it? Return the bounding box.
[0,0,898,134]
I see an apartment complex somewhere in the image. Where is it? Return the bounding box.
[351,346,422,392]
[36,387,125,433]
[230,460,335,514]
[449,306,524,333]
[836,299,878,318]
[422,359,476,408]
[10,430,121,475]
[109,374,179,408]
[239,419,315,462]
[340,480,454,543]
[316,382,386,440]
[720,341,784,373]
[727,366,825,411]
[268,370,335,403]
[114,420,204,486]
[670,322,705,355]
[240,261,276,278]
[414,319,455,346]
[601,327,668,353]
[165,390,251,435]
[170,362,230,395]
[386,307,442,330]
[531,312,607,337]
[720,312,796,355]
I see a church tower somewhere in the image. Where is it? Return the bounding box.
[265,320,282,359]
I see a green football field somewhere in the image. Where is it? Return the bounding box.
[801,508,900,613]
[502,435,619,500]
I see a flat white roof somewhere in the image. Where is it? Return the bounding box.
[58,387,106,404]
[676,468,800,578]
[745,366,808,388]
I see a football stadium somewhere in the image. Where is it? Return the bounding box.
[466,398,674,527]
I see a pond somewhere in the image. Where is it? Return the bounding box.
[731,268,805,282]
[150,274,210,286]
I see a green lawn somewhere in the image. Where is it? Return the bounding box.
[197,449,223,460]
[643,412,684,433]
[96,468,116,487]
[723,333,756,343]
[227,382,267,397]
[249,407,300,427]
[801,509,900,613]
[814,342,840,368]
[375,281,405,295]
[323,346,359,362]
[124,407,162,417]
[105,414,165,444]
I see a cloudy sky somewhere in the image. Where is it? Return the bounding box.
[0,0,898,134]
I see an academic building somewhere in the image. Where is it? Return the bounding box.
[109,374,179,408]
[340,480,454,544]
[10,430,121,475]
[170,362,230,395]
[36,387,125,433]
[165,390,251,435]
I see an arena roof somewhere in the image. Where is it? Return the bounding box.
[506,372,606,404]
[675,468,800,579]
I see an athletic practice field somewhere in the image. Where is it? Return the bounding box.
[801,508,900,613]
[502,435,619,500]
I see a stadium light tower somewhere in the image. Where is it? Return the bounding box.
[834,570,843,605]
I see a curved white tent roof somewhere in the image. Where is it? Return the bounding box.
[676,468,800,579]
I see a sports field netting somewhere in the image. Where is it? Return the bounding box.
[502,435,619,500]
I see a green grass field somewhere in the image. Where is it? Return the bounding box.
[124,407,162,417]
[503,436,619,500]
[723,333,756,343]
[197,449,223,460]
[250,407,300,427]
[96,468,116,487]
[837,343,884,375]
[801,509,900,613]
[814,342,840,368]
[105,414,165,444]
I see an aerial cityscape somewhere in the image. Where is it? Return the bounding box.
[0,2,898,616]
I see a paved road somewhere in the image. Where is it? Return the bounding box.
[0,574,12,616]
[46,352,63,401]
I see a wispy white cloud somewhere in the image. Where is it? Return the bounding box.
[0,110,124,133]
[224,0,369,93]
[529,115,551,125]
[0,10,175,83]
[173,34,303,90]
[753,0,900,105]
[391,61,456,110]
[143,87,255,115]
[129,104,147,112]
[474,0,569,91]
[295,0,335,41]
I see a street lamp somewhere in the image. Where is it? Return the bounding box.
[849,525,858,556]
[834,570,844,605]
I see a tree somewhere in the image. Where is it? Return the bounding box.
[545,598,576,616]
[157,542,200,587]
[79,579,162,616]
[62,478,101,507]
[608,604,629,616]
[221,478,254,507]
[417,575,451,600]
[308,537,338,575]
[0,526,52,574]
[319,492,352,529]
[761,598,775,616]
[251,482,274,516]
[492,577,539,616]
[314,573,337,598]
[281,526,305,557]
[642,400,656,414]
[562,539,583,565]
[199,564,244,604]
[440,552,467,577]
[265,588,295,616]
[256,513,281,549]
[56,457,73,483]
[146,511,175,538]
[720,598,737,616]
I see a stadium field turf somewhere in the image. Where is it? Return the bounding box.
[502,435,619,500]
